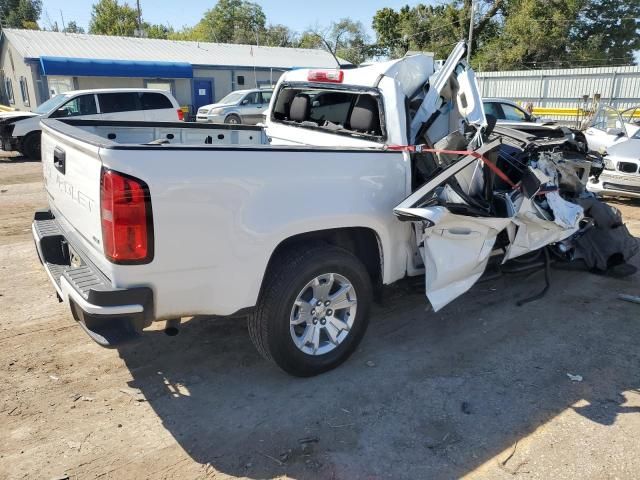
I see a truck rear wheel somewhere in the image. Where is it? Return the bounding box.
[21,132,41,160]
[248,244,372,377]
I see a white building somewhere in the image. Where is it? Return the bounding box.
[0,28,345,115]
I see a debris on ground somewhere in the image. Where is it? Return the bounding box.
[618,294,640,305]
[118,387,146,402]
[567,373,583,382]
[366,360,376,367]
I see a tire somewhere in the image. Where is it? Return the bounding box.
[224,114,241,124]
[249,244,372,377]
[21,131,41,160]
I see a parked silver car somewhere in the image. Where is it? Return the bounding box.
[196,88,273,125]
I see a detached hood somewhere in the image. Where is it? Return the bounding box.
[0,111,39,123]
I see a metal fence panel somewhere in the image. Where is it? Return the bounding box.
[477,66,640,123]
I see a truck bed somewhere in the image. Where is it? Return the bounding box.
[45,119,269,147]
[38,118,410,323]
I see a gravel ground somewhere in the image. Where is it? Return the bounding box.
[1,154,639,480]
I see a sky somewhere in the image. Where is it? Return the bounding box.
[39,0,420,37]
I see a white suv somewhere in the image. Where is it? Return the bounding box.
[0,88,183,159]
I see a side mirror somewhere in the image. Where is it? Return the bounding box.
[527,114,537,122]
[241,99,249,105]
[606,127,625,137]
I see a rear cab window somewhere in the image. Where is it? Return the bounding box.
[270,84,385,141]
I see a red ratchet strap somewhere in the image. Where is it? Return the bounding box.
[386,144,517,189]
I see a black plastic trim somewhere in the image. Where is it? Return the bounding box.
[33,209,154,347]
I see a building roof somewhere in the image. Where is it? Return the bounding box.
[2,28,344,69]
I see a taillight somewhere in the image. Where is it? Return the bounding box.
[100,169,153,264]
[307,69,344,83]
[177,108,184,121]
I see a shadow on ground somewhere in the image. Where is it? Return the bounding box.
[116,261,640,479]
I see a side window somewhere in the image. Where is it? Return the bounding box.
[483,102,502,119]
[98,92,140,114]
[244,92,260,105]
[4,78,14,104]
[139,92,173,110]
[500,103,527,121]
[51,94,97,118]
[19,76,29,106]
[260,91,272,104]
[237,75,245,86]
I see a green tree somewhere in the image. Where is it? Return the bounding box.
[262,24,296,47]
[372,0,640,70]
[89,0,138,36]
[297,30,324,49]
[569,0,640,66]
[301,19,370,65]
[144,23,173,39]
[63,20,85,34]
[372,1,502,60]
[0,0,42,29]
[475,0,584,69]
[192,0,266,44]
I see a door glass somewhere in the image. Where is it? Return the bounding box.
[98,92,139,113]
[483,102,502,119]
[501,103,527,121]
[260,91,273,104]
[51,94,97,118]
[245,92,260,105]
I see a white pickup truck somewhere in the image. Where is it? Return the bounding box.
[34,44,622,376]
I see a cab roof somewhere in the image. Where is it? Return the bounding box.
[279,54,435,97]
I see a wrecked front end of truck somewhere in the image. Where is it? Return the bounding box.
[393,43,637,311]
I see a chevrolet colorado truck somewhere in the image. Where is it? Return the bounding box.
[33,43,632,376]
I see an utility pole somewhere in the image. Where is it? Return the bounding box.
[466,0,475,63]
[135,0,142,36]
[59,10,66,32]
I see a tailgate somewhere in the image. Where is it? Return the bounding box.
[41,121,104,260]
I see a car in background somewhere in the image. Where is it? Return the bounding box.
[584,105,640,153]
[482,98,548,127]
[588,130,640,199]
[0,88,183,159]
[196,88,273,125]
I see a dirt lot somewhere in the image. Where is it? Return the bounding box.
[1,156,640,480]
